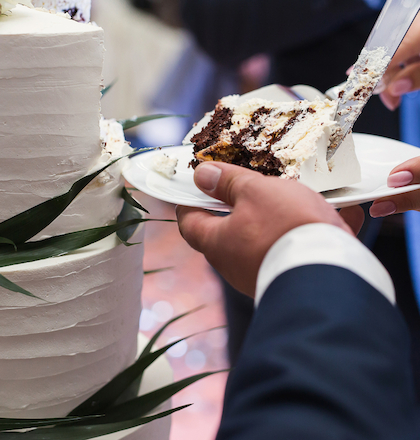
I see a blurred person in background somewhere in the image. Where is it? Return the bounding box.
[131,0,396,137]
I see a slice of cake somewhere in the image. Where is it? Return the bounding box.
[185,85,361,193]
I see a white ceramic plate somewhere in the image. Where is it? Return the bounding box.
[123,133,420,210]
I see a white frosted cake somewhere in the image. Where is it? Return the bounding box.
[0,4,172,438]
[185,85,361,193]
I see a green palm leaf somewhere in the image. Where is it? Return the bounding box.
[0,157,125,245]
[0,405,189,439]
[70,334,197,417]
[69,307,206,416]
[118,114,186,131]
[139,306,205,360]
[0,216,170,298]
[121,187,149,214]
[101,79,117,98]
[0,309,227,438]
[116,201,144,245]
[88,371,226,426]
[0,219,150,269]
[144,267,174,275]
[0,238,16,251]
[0,274,40,300]
[0,415,102,432]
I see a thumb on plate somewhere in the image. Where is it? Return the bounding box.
[193,162,259,207]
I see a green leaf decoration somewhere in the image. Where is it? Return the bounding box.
[0,405,190,439]
[140,306,205,359]
[0,219,152,270]
[118,114,187,131]
[101,79,117,98]
[0,415,102,431]
[115,200,174,246]
[0,144,157,247]
[0,274,41,300]
[0,309,227,439]
[121,187,149,214]
[144,267,174,275]
[116,201,144,244]
[70,335,195,417]
[0,218,154,299]
[0,238,16,251]
[0,215,175,299]
[90,371,226,426]
[69,307,205,417]
[0,157,125,245]
[119,240,142,247]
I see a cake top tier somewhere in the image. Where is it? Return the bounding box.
[0,4,96,33]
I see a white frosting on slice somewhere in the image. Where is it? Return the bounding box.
[31,0,91,22]
[185,85,361,193]
[0,0,33,14]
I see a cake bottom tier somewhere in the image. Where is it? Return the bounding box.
[0,226,145,419]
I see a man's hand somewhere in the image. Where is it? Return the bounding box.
[176,162,364,297]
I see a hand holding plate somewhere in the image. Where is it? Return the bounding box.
[176,162,362,297]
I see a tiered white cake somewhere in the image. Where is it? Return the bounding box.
[0,4,172,438]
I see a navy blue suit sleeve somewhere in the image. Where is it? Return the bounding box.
[216,265,419,440]
[180,0,375,67]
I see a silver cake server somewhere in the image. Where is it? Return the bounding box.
[327,0,420,160]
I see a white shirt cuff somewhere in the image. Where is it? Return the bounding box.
[255,223,395,307]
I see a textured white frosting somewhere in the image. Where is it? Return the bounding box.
[0,6,126,238]
[33,118,127,240]
[31,0,91,21]
[0,227,144,418]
